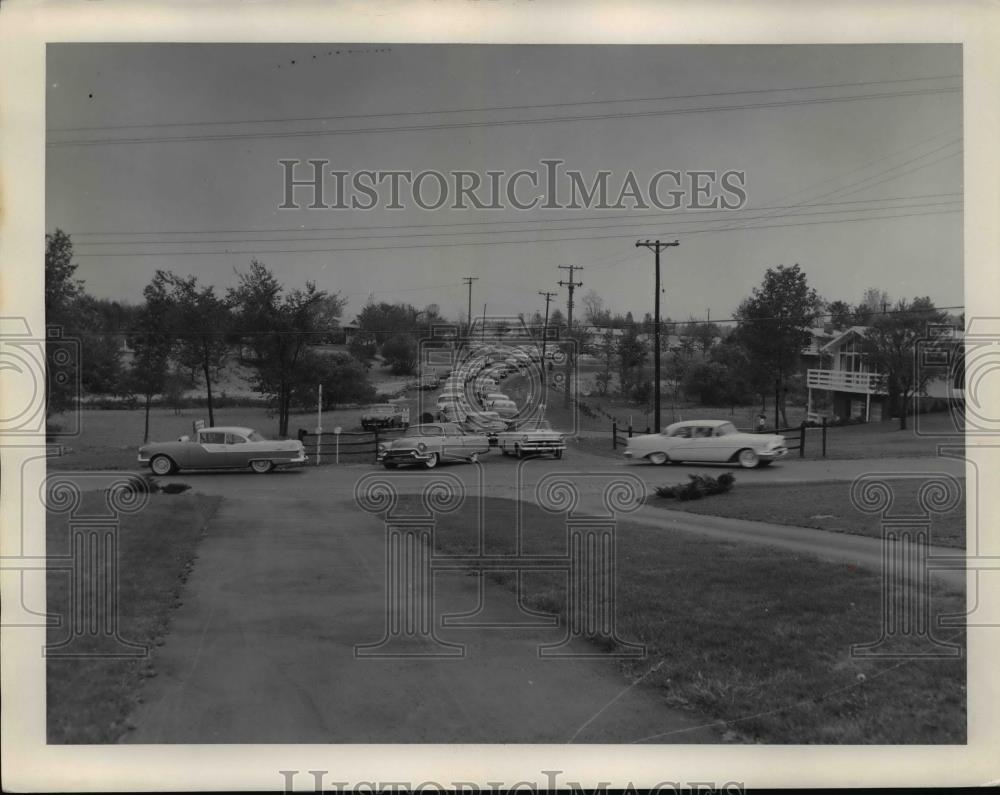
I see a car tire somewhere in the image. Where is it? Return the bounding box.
[647,451,669,466]
[251,460,274,474]
[737,448,760,469]
[150,455,176,476]
[424,453,439,469]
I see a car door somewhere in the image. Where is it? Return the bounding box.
[195,430,230,469]
[224,432,253,467]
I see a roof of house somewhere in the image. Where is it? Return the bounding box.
[819,325,869,353]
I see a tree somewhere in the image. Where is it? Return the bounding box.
[682,319,720,359]
[617,325,647,395]
[734,264,822,427]
[154,272,231,427]
[826,300,854,331]
[581,290,612,327]
[228,260,344,436]
[853,287,891,325]
[288,350,376,410]
[45,230,84,415]
[381,334,418,375]
[128,276,175,442]
[862,297,948,430]
[682,361,732,406]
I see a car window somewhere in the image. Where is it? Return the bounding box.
[226,433,247,444]
[715,423,737,436]
[200,431,226,444]
[694,426,713,438]
[248,431,266,441]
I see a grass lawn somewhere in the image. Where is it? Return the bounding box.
[47,491,222,743]
[645,478,966,548]
[424,496,966,744]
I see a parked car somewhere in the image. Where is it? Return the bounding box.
[484,398,519,418]
[497,419,566,458]
[361,403,409,431]
[805,411,834,426]
[623,420,787,468]
[419,374,440,390]
[377,422,490,469]
[138,426,307,475]
[461,410,509,444]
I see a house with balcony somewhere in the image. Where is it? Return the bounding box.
[806,325,963,422]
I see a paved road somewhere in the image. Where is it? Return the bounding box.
[124,447,965,742]
[126,469,717,743]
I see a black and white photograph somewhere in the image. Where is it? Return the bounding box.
[2,1,1000,791]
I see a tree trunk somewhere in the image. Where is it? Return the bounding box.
[202,356,214,427]
[143,393,152,443]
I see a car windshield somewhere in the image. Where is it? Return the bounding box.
[411,424,443,436]
[248,431,266,441]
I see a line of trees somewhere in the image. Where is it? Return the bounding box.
[45,230,381,439]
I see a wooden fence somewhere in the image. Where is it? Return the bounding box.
[296,426,409,464]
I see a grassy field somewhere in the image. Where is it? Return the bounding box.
[645,477,966,548]
[47,490,222,743]
[426,496,966,744]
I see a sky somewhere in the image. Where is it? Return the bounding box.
[45,43,963,326]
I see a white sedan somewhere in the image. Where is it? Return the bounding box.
[623,420,787,468]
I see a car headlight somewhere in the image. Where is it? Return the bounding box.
[521,435,529,442]
[377,443,388,454]
[416,442,427,452]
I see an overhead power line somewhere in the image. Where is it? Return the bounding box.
[70,206,962,258]
[69,192,962,241]
[48,86,961,147]
[48,73,961,134]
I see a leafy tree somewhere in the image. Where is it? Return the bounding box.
[734,264,822,427]
[228,260,344,436]
[682,319,721,359]
[826,300,854,331]
[581,290,612,327]
[153,272,231,426]
[288,350,376,410]
[381,334,418,375]
[44,230,84,414]
[683,361,733,406]
[617,325,647,395]
[853,287,891,325]
[709,337,755,411]
[128,276,175,442]
[862,297,948,430]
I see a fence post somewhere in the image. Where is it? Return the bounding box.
[821,416,828,458]
[628,424,633,439]
[612,421,617,450]
[799,421,806,458]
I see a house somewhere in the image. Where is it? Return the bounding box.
[806,325,963,422]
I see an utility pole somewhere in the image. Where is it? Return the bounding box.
[538,290,556,363]
[557,265,583,408]
[538,290,557,401]
[635,239,680,433]
[462,276,478,337]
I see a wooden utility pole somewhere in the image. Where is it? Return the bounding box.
[557,265,583,408]
[635,239,679,433]
[538,290,557,404]
[538,290,556,363]
[462,276,478,337]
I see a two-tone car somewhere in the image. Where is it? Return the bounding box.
[138,426,307,475]
[496,419,566,459]
[623,419,787,468]
[377,422,490,469]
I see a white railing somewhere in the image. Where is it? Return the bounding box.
[806,369,885,394]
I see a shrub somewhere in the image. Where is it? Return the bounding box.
[655,473,735,500]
